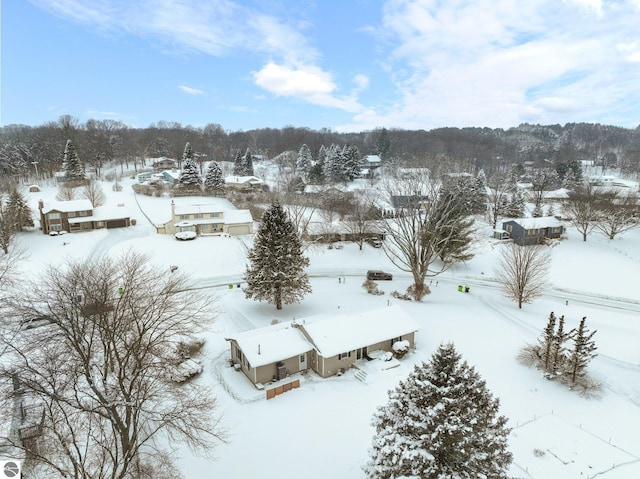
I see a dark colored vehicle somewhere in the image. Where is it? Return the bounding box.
[366,270,393,281]
[366,237,383,248]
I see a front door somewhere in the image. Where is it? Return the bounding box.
[299,353,307,370]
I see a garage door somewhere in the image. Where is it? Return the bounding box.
[227,225,250,235]
[106,219,128,229]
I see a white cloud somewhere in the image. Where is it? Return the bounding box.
[341,0,640,131]
[252,63,362,112]
[178,85,205,95]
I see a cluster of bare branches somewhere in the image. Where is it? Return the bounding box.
[495,243,551,309]
[0,251,225,479]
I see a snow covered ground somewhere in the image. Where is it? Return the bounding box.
[16,176,640,479]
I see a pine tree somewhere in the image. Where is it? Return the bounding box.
[204,161,225,193]
[182,141,194,164]
[365,342,512,479]
[232,149,244,175]
[532,204,543,217]
[242,148,255,176]
[505,190,525,217]
[5,187,33,230]
[0,199,16,254]
[374,127,390,161]
[537,311,557,371]
[296,144,313,180]
[548,314,570,379]
[323,144,345,182]
[177,158,202,190]
[565,317,597,385]
[244,202,311,310]
[342,144,362,181]
[62,139,85,181]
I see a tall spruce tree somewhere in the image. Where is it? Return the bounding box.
[62,139,85,181]
[178,158,202,189]
[204,161,225,193]
[537,311,557,371]
[565,317,597,385]
[242,148,255,176]
[232,149,244,175]
[6,187,33,230]
[244,202,311,310]
[365,342,512,479]
[548,314,570,379]
[342,144,362,181]
[296,144,313,180]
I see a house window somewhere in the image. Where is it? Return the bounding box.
[551,227,562,233]
[505,225,512,233]
[195,213,203,219]
[180,215,188,220]
[68,211,76,218]
[527,228,539,235]
[300,354,306,362]
[338,352,351,360]
[50,223,62,231]
[391,336,402,346]
[236,347,242,361]
[48,212,61,220]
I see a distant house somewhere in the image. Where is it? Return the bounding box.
[499,217,565,245]
[226,306,420,387]
[391,194,430,211]
[136,172,153,183]
[156,201,253,236]
[152,158,178,171]
[224,175,264,190]
[38,199,131,234]
[160,169,181,185]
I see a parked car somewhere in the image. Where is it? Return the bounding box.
[20,316,54,330]
[175,231,197,241]
[366,270,393,280]
[366,237,383,248]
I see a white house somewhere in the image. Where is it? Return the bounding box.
[156,201,253,236]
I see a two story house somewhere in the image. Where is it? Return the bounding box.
[156,201,253,236]
[38,199,132,234]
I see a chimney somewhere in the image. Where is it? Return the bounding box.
[171,200,175,217]
[38,199,44,211]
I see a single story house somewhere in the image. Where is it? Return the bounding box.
[224,175,264,190]
[156,201,253,236]
[500,217,565,245]
[226,324,314,386]
[38,199,132,234]
[226,306,420,386]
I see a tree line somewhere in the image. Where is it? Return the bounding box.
[3,116,640,182]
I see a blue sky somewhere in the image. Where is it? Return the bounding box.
[2,0,640,132]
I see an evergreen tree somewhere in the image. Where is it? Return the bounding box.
[204,161,225,193]
[244,202,311,310]
[307,163,325,184]
[505,190,525,217]
[431,189,475,265]
[232,149,244,175]
[532,204,543,217]
[365,342,512,479]
[296,144,313,180]
[0,199,16,254]
[342,144,363,181]
[242,148,255,176]
[62,139,85,181]
[323,144,345,182]
[182,141,194,164]
[5,187,33,230]
[374,127,391,161]
[565,317,597,385]
[548,314,570,379]
[178,158,202,189]
[536,311,557,371]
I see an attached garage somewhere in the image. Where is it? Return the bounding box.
[106,219,129,229]
[226,224,251,235]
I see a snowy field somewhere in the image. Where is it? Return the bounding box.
[15,177,640,479]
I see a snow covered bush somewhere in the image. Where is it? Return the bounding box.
[391,339,410,358]
[365,342,512,479]
[391,290,411,301]
[362,279,384,295]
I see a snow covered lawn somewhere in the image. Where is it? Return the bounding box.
[17,179,640,479]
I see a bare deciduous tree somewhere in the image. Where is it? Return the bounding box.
[486,172,514,229]
[55,184,76,201]
[0,251,225,479]
[382,174,475,301]
[495,243,551,309]
[81,179,107,207]
[594,190,640,239]
[564,184,602,241]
